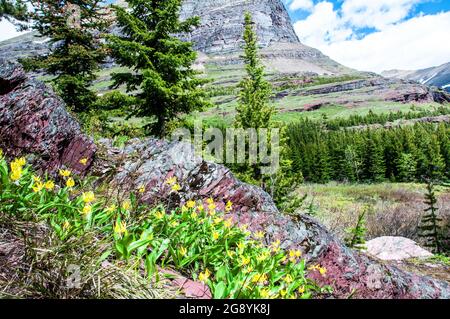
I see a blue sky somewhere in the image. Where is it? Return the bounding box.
[283,0,450,72]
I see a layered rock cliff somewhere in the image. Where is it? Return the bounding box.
[180,0,299,53]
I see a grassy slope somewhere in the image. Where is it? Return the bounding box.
[83,60,446,128]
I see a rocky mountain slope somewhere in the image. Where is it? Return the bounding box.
[382,62,450,93]
[1,59,450,299]
[0,0,448,124]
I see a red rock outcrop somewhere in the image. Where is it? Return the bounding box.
[1,59,449,299]
[0,59,96,174]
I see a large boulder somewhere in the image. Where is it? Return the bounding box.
[0,59,96,174]
[366,237,434,261]
[1,59,449,299]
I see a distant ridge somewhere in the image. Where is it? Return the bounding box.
[382,62,450,93]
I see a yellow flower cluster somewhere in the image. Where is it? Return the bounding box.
[59,169,75,188]
[31,174,55,193]
[79,158,88,166]
[166,176,181,192]
[10,157,26,182]
[198,269,211,283]
[308,264,327,276]
[114,220,128,236]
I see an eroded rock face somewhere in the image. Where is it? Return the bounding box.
[1,60,450,299]
[0,59,96,174]
[180,0,298,54]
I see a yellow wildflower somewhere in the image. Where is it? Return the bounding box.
[105,204,117,213]
[155,211,165,219]
[186,200,196,209]
[298,286,305,295]
[32,181,45,193]
[237,242,245,251]
[59,169,71,178]
[227,250,236,258]
[243,266,253,274]
[166,176,177,185]
[252,273,268,285]
[179,246,187,257]
[190,211,198,219]
[319,267,327,276]
[240,255,250,266]
[81,191,95,204]
[171,184,181,192]
[122,200,131,211]
[280,289,288,298]
[260,288,270,299]
[66,177,75,188]
[206,198,214,205]
[224,218,233,228]
[240,224,248,232]
[257,251,270,262]
[63,221,70,230]
[208,209,216,216]
[82,205,92,216]
[198,269,211,283]
[32,175,41,182]
[255,231,265,239]
[138,185,146,193]
[271,240,281,253]
[114,221,127,236]
[225,200,233,212]
[170,220,180,227]
[44,180,55,191]
[283,274,293,284]
[10,166,22,181]
[212,231,220,241]
[16,157,26,166]
[213,217,223,225]
[79,158,88,166]
[208,203,216,211]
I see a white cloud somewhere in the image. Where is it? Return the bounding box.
[291,0,450,72]
[341,0,423,29]
[0,20,29,42]
[287,0,314,11]
[323,12,450,72]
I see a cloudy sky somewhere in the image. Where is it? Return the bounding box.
[1,0,450,73]
[283,0,450,72]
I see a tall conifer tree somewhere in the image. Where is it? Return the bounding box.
[108,0,209,137]
[235,12,274,129]
[22,0,109,112]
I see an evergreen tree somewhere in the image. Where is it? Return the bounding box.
[235,12,274,129]
[0,0,27,21]
[363,133,386,182]
[108,0,209,137]
[396,153,417,182]
[344,144,362,182]
[419,179,444,254]
[345,210,367,250]
[21,0,109,112]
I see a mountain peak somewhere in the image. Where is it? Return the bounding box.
[180,0,299,54]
